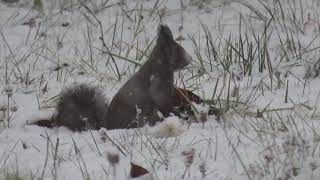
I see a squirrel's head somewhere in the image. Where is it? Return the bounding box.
[153,24,192,71]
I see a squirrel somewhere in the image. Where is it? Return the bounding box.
[32,24,202,131]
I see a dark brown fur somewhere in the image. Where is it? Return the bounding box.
[31,25,195,130]
[104,25,191,129]
[53,84,107,131]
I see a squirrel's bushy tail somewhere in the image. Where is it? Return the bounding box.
[54,84,107,131]
[33,84,108,131]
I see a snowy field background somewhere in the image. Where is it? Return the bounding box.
[1,0,320,179]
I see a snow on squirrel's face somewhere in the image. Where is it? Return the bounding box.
[154,25,192,71]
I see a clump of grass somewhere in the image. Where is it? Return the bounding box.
[2,173,25,180]
[33,0,44,13]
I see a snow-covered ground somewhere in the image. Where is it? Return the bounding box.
[1,0,320,179]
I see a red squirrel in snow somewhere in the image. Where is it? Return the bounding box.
[33,24,202,131]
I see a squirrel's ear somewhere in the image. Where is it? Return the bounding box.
[157,24,173,43]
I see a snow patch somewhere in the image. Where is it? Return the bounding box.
[150,116,185,138]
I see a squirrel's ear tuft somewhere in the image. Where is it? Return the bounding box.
[157,24,173,42]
